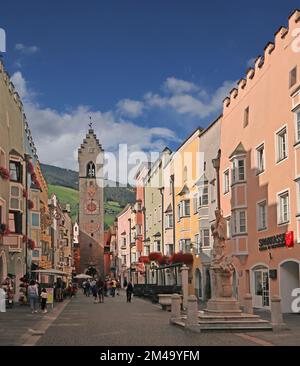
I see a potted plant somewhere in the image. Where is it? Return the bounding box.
[148,252,162,262]
[158,255,170,266]
[0,167,10,180]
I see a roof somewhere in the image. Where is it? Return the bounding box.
[164,203,173,213]
[229,142,247,159]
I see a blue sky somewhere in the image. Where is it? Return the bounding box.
[1,1,299,170]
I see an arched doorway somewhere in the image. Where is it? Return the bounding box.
[194,268,202,299]
[251,264,270,309]
[280,260,300,313]
[0,251,7,283]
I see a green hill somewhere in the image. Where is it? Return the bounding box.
[48,184,124,229]
[41,163,135,206]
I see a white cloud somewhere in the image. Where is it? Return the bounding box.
[145,80,236,118]
[116,98,144,118]
[15,43,39,55]
[11,72,178,171]
[164,77,199,94]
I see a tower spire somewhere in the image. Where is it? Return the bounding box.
[88,116,93,130]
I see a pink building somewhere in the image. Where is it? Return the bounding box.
[220,9,300,313]
[116,204,132,286]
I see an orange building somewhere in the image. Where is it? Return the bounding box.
[220,9,300,313]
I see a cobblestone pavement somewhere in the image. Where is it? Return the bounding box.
[35,292,258,346]
[3,292,300,346]
[0,299,69,346]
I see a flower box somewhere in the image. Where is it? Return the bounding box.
[0,166,10,180]
[171,252,193,265]
[148,252,162,262]
[158,255,170,266]
[139,256,150,264]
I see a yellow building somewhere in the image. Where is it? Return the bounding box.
[173,128,203,294]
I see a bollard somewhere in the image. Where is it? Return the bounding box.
[181,265,189,310]
[271,295,287,331]
[243,293,253,314]
[170,293,181,323]
[186,295,199,331]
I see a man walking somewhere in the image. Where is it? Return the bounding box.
[126,281,133,303]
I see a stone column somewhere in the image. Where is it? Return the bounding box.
[186,295,199,331]
[181,265,189,309]
[271,295,287,331]
[170,293,181,322]
[243,293,253,314]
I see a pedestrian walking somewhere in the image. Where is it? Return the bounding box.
[40,288,48,313]
[28,280,39,313]
[110,278,117,297]
[116,280,121,296]
[97,278,104,303]
[126,281,134,303]
[85,280,91,297]
[0,285,6,313]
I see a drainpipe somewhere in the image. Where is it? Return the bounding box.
[159,187,164,255]
[24,154,30,278]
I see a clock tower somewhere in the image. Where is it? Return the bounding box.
[78,126,104,277]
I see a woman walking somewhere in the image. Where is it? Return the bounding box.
[40,288,48,313]
[28,280,39,314]
[97,278,104,303]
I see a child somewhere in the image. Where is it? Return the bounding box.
[40,288,48,313]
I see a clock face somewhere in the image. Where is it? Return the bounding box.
[85,199,98,214]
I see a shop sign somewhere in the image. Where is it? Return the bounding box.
[259,231,294,251]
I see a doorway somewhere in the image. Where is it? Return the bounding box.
[252,266,270,308]
[280,260,300,313]
[194,268,202,299]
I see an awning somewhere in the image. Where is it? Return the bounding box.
[31,269,69,276]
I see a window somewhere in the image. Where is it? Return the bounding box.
[232,210,247,235]
[244,106,249,127]
[179,239,191,253]
[144,246,150,256]
[122,255,127,265]
[226,217,231,239]
[223,170,230,193]
[278,191,289,224]
[31,213,40,227]
[257,201,267,231]
[165,213,173,229]
[166,244,174,256]
[86,161,95,178]
[296,110,300,143]
[210,181,215,203]
[193,194,198,214]
[182,200,190,216]
[177,205,180,222]
[289,66,297,88]
[200,229,210,248]
[199,180,209,207]
[195,234,201,253]
[9,161,22,182]
[10,185,21,210]
[232,159,245,183]
[154,240,161,252]
[277,127,287,162]
[8,211,22,234]
[256,144,265,174]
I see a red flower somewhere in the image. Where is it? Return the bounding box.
[148,252,162,262]
[0,166,10,180]
[23,189,28,199]
[170,252,193,265]
[139,256,150,264]
[28,199,34,210]
[158,255,170,266]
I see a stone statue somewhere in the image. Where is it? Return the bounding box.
[211,209,228,265]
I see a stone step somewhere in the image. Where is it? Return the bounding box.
[198,319,270,325]
[198,314,262,322]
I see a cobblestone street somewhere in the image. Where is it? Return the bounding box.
[2,291,300,346]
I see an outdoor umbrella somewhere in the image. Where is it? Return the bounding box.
[74,274,93,279]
